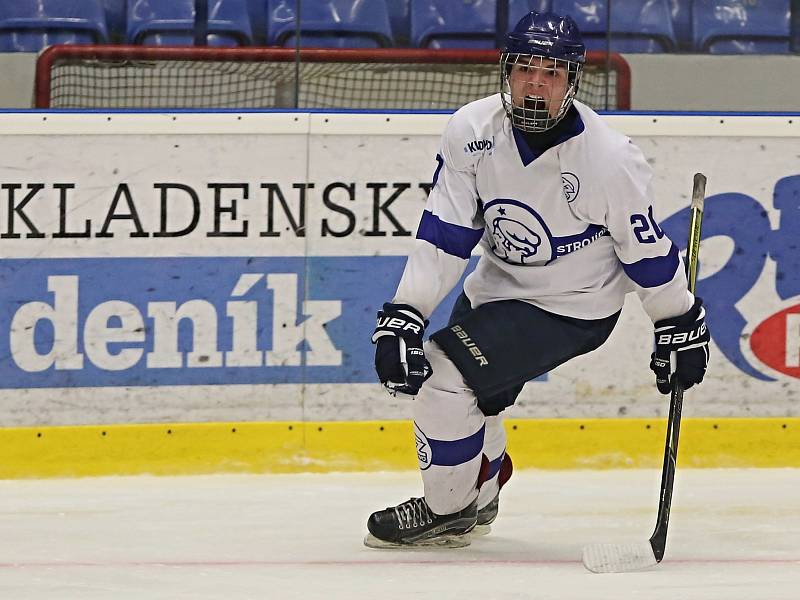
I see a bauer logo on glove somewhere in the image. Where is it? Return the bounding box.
[376,316,423,335]
[656,321,707,346]
[371,303,432,396]
[650,297,711,394]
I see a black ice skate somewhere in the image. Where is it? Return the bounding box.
[364,497,477,548]
[474,493,500,535]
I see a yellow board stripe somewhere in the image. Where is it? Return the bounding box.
[1,418,798,478]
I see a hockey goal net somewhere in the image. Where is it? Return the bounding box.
[35,46,630,111]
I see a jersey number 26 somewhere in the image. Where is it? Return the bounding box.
[630,206,666,244]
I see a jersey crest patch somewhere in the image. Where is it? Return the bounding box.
[562,172,580,202]
[484,199,554,265]
[484,198,609,266]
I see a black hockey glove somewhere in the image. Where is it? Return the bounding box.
[650,297,710,395]
[371,303,432,396]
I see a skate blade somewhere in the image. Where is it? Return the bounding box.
[471,524,492,536]
[363,533,472,549]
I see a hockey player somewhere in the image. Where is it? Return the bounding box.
[366,11,710,548]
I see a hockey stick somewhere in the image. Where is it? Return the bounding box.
[582,172,706,574]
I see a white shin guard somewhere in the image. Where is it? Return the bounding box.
[412,341,507,516]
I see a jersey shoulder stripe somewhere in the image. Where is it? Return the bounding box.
[417,210,484,260]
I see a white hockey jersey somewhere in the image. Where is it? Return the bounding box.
[394,96,693,322]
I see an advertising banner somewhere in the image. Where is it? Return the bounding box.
[0,113,797,425]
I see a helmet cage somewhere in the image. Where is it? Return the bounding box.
[500,52,583,133]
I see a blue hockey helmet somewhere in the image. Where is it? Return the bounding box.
[500,12,586,132]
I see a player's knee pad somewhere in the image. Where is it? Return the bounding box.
[421,340,470,394]
[414,341,483,441]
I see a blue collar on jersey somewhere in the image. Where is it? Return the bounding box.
[511,106,585,167]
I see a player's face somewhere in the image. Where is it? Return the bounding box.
[509,58,569,119]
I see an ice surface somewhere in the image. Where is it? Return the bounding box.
[0,469,798,599]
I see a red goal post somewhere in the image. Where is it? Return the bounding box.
[35,45,630,111]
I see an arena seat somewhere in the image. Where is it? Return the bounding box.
[411,0,551,49]
[266,0,393,48]
[552,0,677,52]
[103,0,126,41]
[128,0,254,47]
[246,0,268,45]
[693,0,790,54]
[669,0,693,51]
[387,0,412,45]
[0,0,108,52]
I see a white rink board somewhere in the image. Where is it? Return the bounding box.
[0,112,798,425]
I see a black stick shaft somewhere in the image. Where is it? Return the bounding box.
[650,385,684,560]
[648,173,705,562]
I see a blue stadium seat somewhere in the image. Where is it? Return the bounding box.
[387,0,412,45]
[247,0,268,45]
[0,0,108,52]
[266,0,393,48]
[693,0,790,54]
[128,0,253,47]
[552,0,677,52]
[510,1,553,28]
[411,0,550,49]
[669,0,693,51]
[104,0,126,41]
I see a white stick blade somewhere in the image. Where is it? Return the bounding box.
[582,542,659,573]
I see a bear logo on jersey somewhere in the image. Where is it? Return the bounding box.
[491,217,542,262]
[484,199,554,265]
[562,172,580,202]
